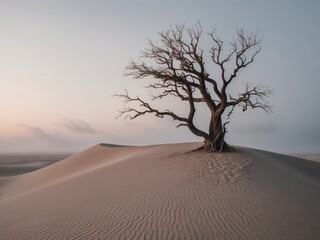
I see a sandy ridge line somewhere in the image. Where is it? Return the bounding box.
[0,144,172,202]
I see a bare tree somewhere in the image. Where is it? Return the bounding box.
[116,24,272,152]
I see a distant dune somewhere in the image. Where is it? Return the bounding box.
[0,153,70,177]
[293,154,320,163]
[0,143,319,239]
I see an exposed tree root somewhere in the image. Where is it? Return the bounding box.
[190,141,233,153]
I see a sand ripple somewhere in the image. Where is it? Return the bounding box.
[0,143,319,239]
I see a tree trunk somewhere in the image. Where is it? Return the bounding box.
[203,115,230,152]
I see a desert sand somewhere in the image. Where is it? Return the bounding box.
[0,143,319,239]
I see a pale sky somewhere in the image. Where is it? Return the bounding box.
[0,0,319,153]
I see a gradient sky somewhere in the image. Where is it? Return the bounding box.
[0,0,319,153]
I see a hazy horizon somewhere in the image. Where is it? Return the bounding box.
[1,0,320,154]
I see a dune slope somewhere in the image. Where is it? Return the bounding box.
[0,143,319,240]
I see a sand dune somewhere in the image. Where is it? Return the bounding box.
[0,143,319,239]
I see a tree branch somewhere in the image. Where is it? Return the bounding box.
[227,84,273,113]
[209,28,262,108]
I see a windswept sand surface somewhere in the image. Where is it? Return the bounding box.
[0,143,319,239]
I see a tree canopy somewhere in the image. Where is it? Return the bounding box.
[116,24,272,152]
